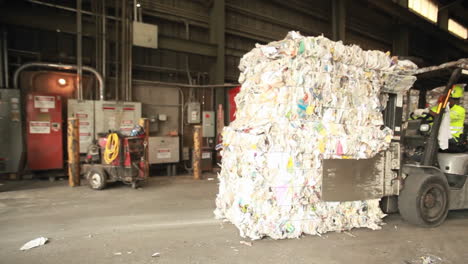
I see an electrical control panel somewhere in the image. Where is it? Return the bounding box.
[148,136,180,164]
[0,89,23,173]
[202,111,215,138]
[187,102,201,124]
[68,99,95,153]
[95,101,142,136]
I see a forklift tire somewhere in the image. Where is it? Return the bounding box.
[88,168,107,190]
[398,174,449,227]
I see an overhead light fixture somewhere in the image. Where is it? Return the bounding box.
[136,3,141,7]
[462,69,468,75]
[57,78,67,86]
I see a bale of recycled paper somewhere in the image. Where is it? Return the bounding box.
[214,31,417,240]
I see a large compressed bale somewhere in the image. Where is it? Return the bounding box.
[215,31,417,240]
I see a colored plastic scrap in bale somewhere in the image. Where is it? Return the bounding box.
[214,32,417,240]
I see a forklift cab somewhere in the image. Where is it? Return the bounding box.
[398,61,468,226]
[321,59,468,228]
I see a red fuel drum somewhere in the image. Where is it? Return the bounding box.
[26,93,63,170]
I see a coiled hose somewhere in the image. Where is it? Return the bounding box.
[104,133,119,164]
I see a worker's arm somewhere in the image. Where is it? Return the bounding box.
[428,105,441,117]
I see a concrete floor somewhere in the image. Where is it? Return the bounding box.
[1,175,468,264]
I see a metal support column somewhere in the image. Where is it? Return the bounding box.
[68,118,80,187]
[3,29,8,88]
[210,0,226,122]
[392,25,409,56]
[114,0,120,100]
[121,0,127,101]
[139,118,150,178]
[396,0,408,7]
[76,0,83,100]
[437,9,449,31]
[193,125,202,180]
[331,0,346,41]
[0,27,5,88]
[102,0,107,94]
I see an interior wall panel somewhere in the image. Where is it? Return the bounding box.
[4,0,467,87]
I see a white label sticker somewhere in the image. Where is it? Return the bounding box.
[202,152,211,159]
[157,148,171,159]
[121,120,134,131]
[191,111,198,121]
[30,121,50,134]
[396,94,403,107]
[34,96,55,109]
[76,113,88,119]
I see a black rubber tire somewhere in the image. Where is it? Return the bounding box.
[398,174,449,227]
[380,196,398,214]
[87,168,107,190]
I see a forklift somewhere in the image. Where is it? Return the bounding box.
[321,59,468,227]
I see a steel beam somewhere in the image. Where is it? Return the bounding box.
[396,0,408,8]
[0,4,218,57]
[209,0,226,123]
[392,25,409,56]
[365,0,468,54]
[209,0,225,84]
[0,27,5,88]
[266,0,328,22]
[226,4,317,37]
[159,36,217,57]
[437,8,449,31]
[331,0,346,41]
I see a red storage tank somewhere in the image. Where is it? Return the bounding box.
[228,86,241,123]
[26,93,63,170]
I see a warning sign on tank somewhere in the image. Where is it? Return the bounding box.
[34,96,55,109]
[157,149,171,159]
[30,121,50,134]
[76,113,88,119]
[120,120,134,133]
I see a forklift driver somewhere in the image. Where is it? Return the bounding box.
[414,84,466,153]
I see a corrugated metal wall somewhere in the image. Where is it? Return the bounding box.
[4,0,467,87]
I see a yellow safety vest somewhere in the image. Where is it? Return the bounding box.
[431,104,465,140]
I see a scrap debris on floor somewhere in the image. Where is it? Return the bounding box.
[215,31,417,240]
[1,177,467,264]
[19,237,48,251]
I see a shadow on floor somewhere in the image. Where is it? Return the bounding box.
[0,173,215,193]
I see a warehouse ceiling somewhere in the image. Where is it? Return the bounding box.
[436,0,468,25]
[0,0,466,87]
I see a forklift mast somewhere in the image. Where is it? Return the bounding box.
[383,93,404,141]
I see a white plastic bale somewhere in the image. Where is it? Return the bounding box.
[214,32,417,240]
